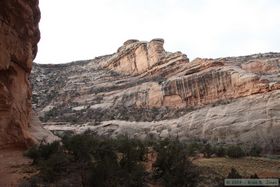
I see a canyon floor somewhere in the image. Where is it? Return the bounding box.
[194,157,280,178]
[1,152,279,186]
[0,148,37,186]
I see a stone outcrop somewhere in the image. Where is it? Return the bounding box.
[0,0,56,148]
[31,39,280,152]
[161,57,280,107]
[103,39,188,75]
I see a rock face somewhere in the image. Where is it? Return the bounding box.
[0,0,56,148]
[104,38,171,75]
[31,39,280,152]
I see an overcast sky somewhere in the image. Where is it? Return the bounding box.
[35,0,280,64]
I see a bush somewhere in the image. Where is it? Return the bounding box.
[250,173,259,178]
[153,139,199,187]
[39,151,69,182]
[24,146,41,164]
[202,143,213,158]
[62,133,96,162]
[116,136,148,163]
[25,141,61,164]
[90,141,120,187]
[26,134,148,185]
[25,141,69,182]
[249,144,262,157]
[26,135,210,186]
[227,168,242,178]
[226,145,245,158]
[215,145,226,157]
[90,136,146,187]
[116,136,147,186]
[186,141,204,156]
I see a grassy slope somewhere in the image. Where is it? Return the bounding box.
[193,157,280,178]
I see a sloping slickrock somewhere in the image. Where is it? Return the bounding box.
[31,39,280,152]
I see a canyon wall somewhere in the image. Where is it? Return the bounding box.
[0,0,56,148]
[32,39,280,152]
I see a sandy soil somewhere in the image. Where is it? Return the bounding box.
[0,148,37,187]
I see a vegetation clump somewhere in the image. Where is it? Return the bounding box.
[25,134,202,186]
[248,144,262,157]
[226,145,246,158]
[153,139,199,187]
[24,134,265,186]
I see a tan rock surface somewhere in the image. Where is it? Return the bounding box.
[45,90,280,152]
[31,40,280,152]
[0,148,37,186]
[103,39,187,75]
[0,0,56,149]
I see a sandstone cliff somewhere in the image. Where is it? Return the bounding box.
[0,0,56,148]
[31,39,280,152]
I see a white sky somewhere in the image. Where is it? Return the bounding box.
[35,0,280,64]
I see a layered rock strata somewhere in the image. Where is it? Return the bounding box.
[31,39,280,152]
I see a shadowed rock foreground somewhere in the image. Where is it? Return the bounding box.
[0,0,58,185]
[0,0,56,149]
[32,39,280,153]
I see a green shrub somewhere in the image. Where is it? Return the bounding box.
[153,139,199,187]
[226,145,245,158]
[39,151,69,182]
[202,143,213,158]
[250,173,259,178]
[25,141,61,164]
[25,141,68,182]
[116,136,148,163]
[249,144,262,157]
[117,137,146,186]
[227,168,242,178]
[90,141,120,187]
[62,133,96,162]
[186,141,204,156]
[215,145,226,157]
[38,141,61,160]
[26,135,208,186]
[90,136,146,187]
[24,146,41,164]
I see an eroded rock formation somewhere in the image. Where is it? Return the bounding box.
[0,0,56,148]
[31,39,280,152]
